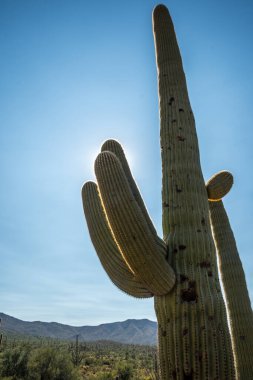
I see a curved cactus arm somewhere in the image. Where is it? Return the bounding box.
[82,181,153,298]
[206,173,253,379]
[101,139,166,253]
[95,151,176,296]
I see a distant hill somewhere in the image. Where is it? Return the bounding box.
[0,313,157,345]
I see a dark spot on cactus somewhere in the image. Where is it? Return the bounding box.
[181,281,198,303]
[167,318,170,323]
[201,217,206,226]
[172,370,177,379]
[168,97,175,105]
[201,325,205,330]
[183,370,193,380]
[208,315,214,321]
[199,261,211,268]
[180,274,188,283]
[208,271,213,277]
[177,135,185,142]
[176,185,182,193]
[240,335,246,341]
[162,330,166,337]
[173,248,178,253]
[198,352,203,361]
[163,202,169,208]
[197,229,201,232]
[172,119,177,123]
[132,235,136,241]
[183,328,188,336]
[179,244,186,251]
[179,108,184,112]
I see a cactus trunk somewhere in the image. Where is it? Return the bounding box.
[153,6,235,379]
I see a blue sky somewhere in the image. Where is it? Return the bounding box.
[1,0,253,326]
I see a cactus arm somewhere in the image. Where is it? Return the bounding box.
[94,151,176,296]
[82,181,153,298]
[153,5,235,379]
[206,173,253,379]
[206,171,233,201]
[209,200,253,379]
[101,139,167,253]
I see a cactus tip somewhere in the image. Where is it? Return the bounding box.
[206,171,233,201]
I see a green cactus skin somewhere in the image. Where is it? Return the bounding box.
[207,175,253,380]
[82,4,237,379]
[94,151,175,296]
[206,171,233,202]
[82,181,153,298]
[101,139,167,254]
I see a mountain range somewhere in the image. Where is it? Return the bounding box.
[0,313,157,345]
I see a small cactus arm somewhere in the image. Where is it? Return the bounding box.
[82,4,237,380]
[206,171,253,380]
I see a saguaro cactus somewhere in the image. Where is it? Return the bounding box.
[206,172,253,380]
[81,4,243,379]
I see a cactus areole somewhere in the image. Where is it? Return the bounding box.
[82,5,239,379]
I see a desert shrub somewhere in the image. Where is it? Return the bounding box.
[0,346,29,379]
[27,347,80,380]
[97,372,114,380]
[116,362,133,380]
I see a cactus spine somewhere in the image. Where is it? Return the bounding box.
[206,172,253,379]
[80,4,253,379]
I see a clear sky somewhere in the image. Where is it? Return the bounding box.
[1,0,253,326]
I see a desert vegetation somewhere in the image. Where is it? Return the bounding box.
[0,334,158,379]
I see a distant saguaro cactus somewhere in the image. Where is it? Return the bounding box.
[82,4,252,379]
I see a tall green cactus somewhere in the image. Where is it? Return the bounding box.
[81,5,243,379]
[206,172,253,380]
